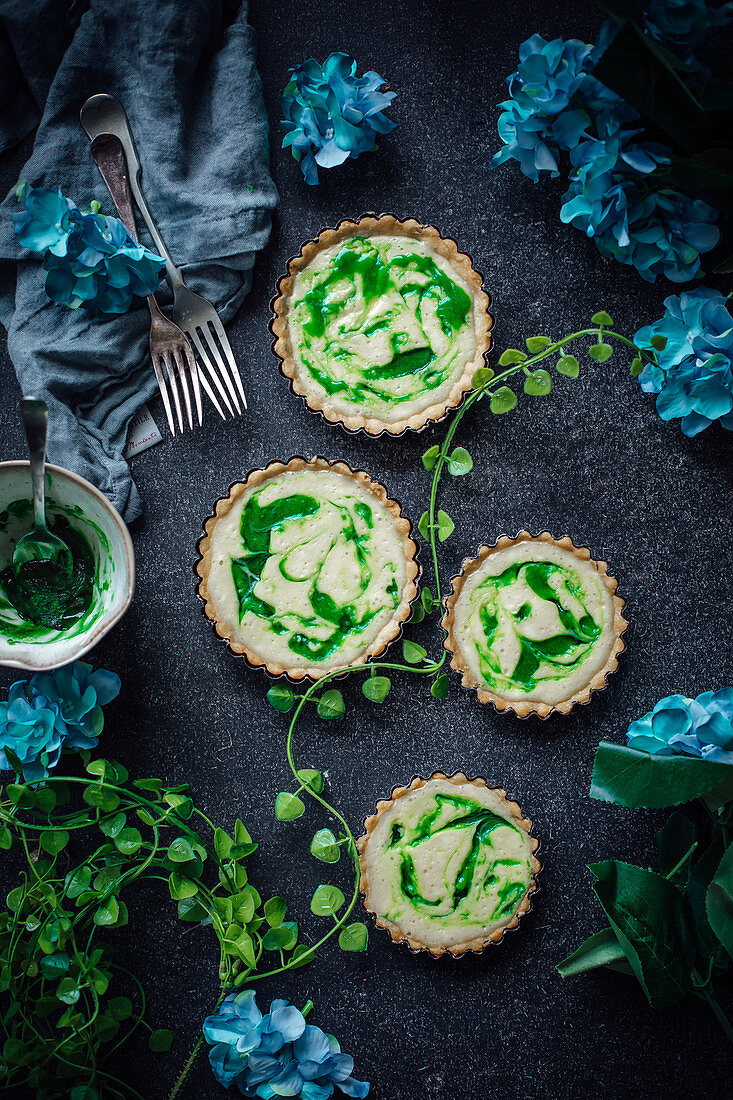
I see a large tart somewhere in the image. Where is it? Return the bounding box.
[195,458,419,679]
[271,215,493,435]
[358,772,540,957]
[443,532,627,719]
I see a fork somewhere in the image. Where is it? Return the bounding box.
[84,131,205,434]
[79,94,246,417]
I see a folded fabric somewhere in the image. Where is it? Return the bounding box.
[0,0,278,521]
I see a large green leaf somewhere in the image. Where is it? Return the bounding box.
[590,860,695,1007]
[706,845,733,958]
[556,927,626,977]
[591,742,732,808]
[687,836,727,960]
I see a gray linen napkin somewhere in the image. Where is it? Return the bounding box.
[0,0,278,521]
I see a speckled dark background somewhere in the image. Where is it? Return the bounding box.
[1,1,732,1097]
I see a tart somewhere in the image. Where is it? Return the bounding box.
[195,458,419,679]
[358,772,540,956]
[443,532,627,719]
[271,214,493,435]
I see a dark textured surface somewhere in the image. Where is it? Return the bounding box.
[1,2,732,1098]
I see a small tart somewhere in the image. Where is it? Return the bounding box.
[195,457,419,679]
[271,214,493,435]
[443,532,627,719]
[358,772,540,957]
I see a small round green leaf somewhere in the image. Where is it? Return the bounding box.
[489,386,517,414]
[556,354,580,378]
[498,348,527,365]
[40,830,69,856]
[523,369,552,396]
[310,828,340,863]
[402,639,427,664]
[447,446,473,476]
[267,685,296,713]
[93,897,120,927]
[410,602,425,623]
[149,1028,173,1053]
[417,511,430,540]
[169,873,198,901]
[108,996,133,1021]
[472,366,495,389]
[114,827,142,856]
[650,334,667,351]
[437,510,454,542]
[591,310,614,326]
[297,768,324,793]
[310,884,345,916]
[362,676,391,703]
[167,837,196,863]
[421,445,440,471]
[421,588,434,613]
[262,921,298,951]
[430,673,449,699]
[526,335,552,353]
[316,689,345,720]
[99,812,127,838]
[264,896,286,927]
[338,922,368,952]
[275,792,305,821]
[588,343,613,362]
[630,357,643,376]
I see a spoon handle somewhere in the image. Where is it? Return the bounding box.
[20,397,49,531]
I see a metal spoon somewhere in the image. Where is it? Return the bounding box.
[13,398,73,577]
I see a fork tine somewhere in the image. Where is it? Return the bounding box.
[172,346,193,430]
[183,340,203,426]
[189,328,237,416]
[209,315,247,410]
[150,350,176,435]
[196,367,227,420]
[198,323,241,413]
[162,351,184,433]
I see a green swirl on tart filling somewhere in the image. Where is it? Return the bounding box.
[451,541,615,705]
[286,234,479,424]
[203,467,412,673]
[362,778,534,949]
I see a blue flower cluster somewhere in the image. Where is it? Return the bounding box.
[491,33,721,283]
[0,662,120,782]
[627,688,733,763]
[203,991,369,1099]
[14,182,164,313]
[281,53,395,185]
[635,287,733,435]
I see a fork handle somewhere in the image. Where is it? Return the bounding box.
[80,94,183,287]
[89,134,139,240]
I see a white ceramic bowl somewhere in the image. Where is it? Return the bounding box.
[0,461,135,671]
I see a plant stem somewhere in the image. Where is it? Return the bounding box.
[167,989,226,1100]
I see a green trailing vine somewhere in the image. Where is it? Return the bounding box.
[0,314,655,1099]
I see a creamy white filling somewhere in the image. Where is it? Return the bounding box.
[364,778,532,948]
[452,541,615,704]
[206,468,409,672]
[287,234,480,423]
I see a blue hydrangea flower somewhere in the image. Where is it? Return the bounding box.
[14,184,165,314]
[0,662,120,781]
[634,288,733,434]
[627,688,733,764]
[13,182,76,257]
[281,53,395,185]
[491,35,594,181]
[203,991,369,1098]
[0,680,65,782]
[29,662,120,751]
